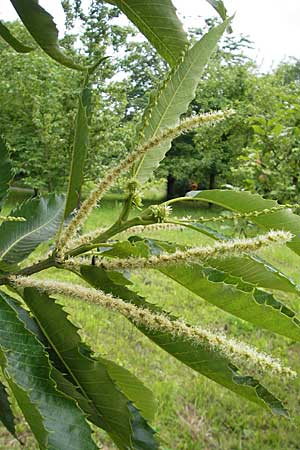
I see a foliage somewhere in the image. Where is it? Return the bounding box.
[233,63,300,202]
[0,18,133,193]
[2,9,300,203]
[0,22,80,191]
[0,1,300,449]
[149,22,300,201]
[9,0,86,70]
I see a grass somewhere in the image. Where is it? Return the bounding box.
[1,197,300,449]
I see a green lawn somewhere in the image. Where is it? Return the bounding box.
[1,198,300,449]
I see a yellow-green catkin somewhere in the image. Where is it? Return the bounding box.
[64,228,107,250]
[11,276,296,380]
[186,203,300,224]
[65,223,184,251]
[56,110,233,254]
[123,223,184,234]
[0,216,26,222]
[69,230,292,271]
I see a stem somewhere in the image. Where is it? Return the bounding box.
[166,219,220,240]
[0,209,158,285]
[0,256,55,286]
[117,194,134,223]
[163,197,205,206]
[17,257,55,276]
[66,215,153,258]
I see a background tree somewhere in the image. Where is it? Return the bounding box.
[150,19,254,197]
[2,2,300,205]
[0,21,80,191]
[233,61,300,203]
[0,6,136,193]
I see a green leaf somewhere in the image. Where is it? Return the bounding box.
[0,136,13,210]
[134,19,230,183]
[81,265,289,417]
[19,285,157,447]
[0,20,34,53]
[9,0,86,70]
[103,236,300,341]
[137,237,300,342]
[150,218,300,295]
[203,254,300,294]
[0,290,98,450]
[6,379,47,448]
[64,76,91,218]
[161,263,300,341]
[179,223,300,294]
[107,0,188,67]
[191,190,300,255]
[79,266,158,422]
[206,0,228,20]
[252,124,265,135]
[0,195,64,268]
[0,380,17,440]
[178,221,227,240]
[51,367,158,450]
[23,287,158,450]
[101,358,156,422]
[50,366,100,424]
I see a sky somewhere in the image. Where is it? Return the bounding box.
[1,0,300,71]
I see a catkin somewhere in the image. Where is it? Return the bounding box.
[0,216,26,222]
[65,223,184,251]
[67,230,292,271]
[56,110,233,253]
[11,276,296,379]
[186,203,300,224]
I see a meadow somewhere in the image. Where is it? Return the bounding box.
[1,196,300,450]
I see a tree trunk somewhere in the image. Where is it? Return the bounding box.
[167,173,175,200]
[292,175,298,186]
[208,171,216,208]
[209,172,216,190]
